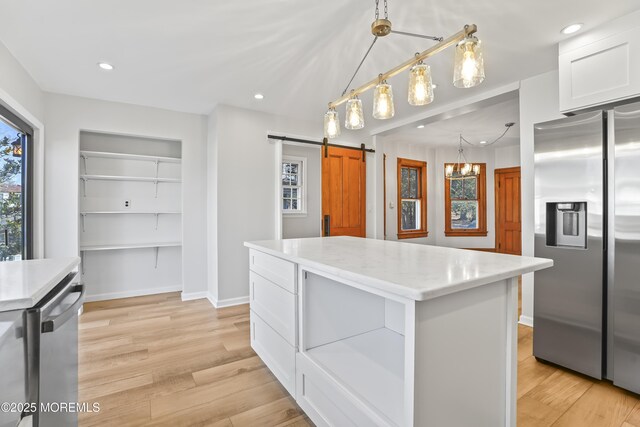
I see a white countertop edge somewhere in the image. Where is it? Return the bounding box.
[244,240,553,301]
[0,257,81,311]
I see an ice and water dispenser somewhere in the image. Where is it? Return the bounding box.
[545,202,587,249]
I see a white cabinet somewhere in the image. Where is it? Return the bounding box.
[248,250,298,396]
[559,12,640,113]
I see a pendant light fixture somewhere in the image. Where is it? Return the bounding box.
[345,93,365,130]
[453,35,485,88]
[373,77,394,119]
[408,59,434,106]
[324,107,340,138]
[323,0,485,138]
[446,135,480,179]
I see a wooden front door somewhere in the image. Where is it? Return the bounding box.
[322,146,366,237]
[495,167,521,254]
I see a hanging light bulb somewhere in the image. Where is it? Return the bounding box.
[345,94,365,130]
[445,164,454,178]
[373,77,395,119]
[324,107,341,139]
[408,60,434,106]
[453,35,485,88]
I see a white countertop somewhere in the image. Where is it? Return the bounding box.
[0,257,80,311]
[245,237,553,301]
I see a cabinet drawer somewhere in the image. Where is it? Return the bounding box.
[296,354,391,427]
[250,271,297,346]
[251,310,296,396]
[249,249,296,293]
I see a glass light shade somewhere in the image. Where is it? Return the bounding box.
[373,82,395,119]
[472,164,481,175]
[345,97,365,130]
[461,163,471,175]
[445,164,454,178]
[408,63,434,106]
[324,108,341,139]
[453,36,485,88]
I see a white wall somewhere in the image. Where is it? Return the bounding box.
[43,93,208,296]
[282,144,321,239]
[208,105,374,304]
[0,41,46,258]
[494,145,521,170]
[518,70,563,326]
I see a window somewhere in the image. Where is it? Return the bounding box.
[0,105,33,261]
[282,156,307,215]
[397,158,427,239]
[444,163,487,236]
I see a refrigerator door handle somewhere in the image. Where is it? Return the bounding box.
[41,285,85,333]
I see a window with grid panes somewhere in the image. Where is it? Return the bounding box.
[282,156,306,214]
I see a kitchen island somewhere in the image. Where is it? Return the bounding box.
[244,236,552,427]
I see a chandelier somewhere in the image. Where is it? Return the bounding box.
[445,136,480,179]
[324,0,485,138]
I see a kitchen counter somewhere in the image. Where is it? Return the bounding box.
[244,236,552,301]
[245,236,553,426]
[0,257,80,311]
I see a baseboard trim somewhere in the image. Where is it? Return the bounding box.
[519,315,534,328]
[84,285,182,302]
[181,291,210,301]
[207,294,250,309]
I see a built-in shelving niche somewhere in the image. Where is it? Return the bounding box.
[78,131,182,301]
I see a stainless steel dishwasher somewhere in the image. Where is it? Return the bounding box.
[26,273,84,427]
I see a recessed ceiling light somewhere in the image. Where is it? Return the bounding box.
[479,140,488,144]
[561,23,583,35]
[97,62,114,71]
[417,125,425,129]
[432,84,438,89]
[254,93,264,100]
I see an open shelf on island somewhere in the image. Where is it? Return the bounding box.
[307,327,405,426]
[80,150,181,163]
[80,242,182,251]
[80,174,181,183]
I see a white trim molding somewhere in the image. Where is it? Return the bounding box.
[519,314,534,328]
[207,294,250,308]
[181,291,210,301]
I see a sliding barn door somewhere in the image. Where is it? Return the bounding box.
[321,146,366,237]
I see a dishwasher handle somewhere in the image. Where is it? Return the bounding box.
[41,285,85,333]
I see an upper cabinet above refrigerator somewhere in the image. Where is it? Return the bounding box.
[559,10,640,114]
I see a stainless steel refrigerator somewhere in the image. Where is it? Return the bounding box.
[533,101,640,394]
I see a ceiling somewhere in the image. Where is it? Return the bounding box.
[380,96,520,147]
[0,0,638,131]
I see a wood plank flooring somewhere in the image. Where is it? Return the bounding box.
[79,291,640,426]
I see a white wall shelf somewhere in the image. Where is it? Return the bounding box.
[79,211,181,215]
[80,174,181,183]
[78,132,183,300]
[80,242,181,251]
[80,150,181,164]
[79,242,181,272]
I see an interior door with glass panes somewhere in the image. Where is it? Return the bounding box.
[0,111,30,261]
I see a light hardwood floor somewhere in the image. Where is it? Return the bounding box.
[79,292,640,426]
